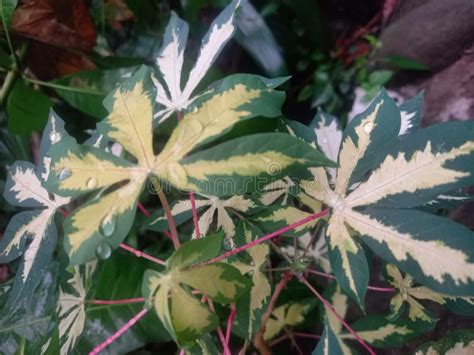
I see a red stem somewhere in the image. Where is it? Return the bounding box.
[208,299,231,355]
[293,332,321,340]
[189,191,201,237]
[307,269,396,292]
[225,305,236,344]
[86,297,145,305]
[202,209,329,266]
[119,243,166,266]
[137,202,152,217]
[298,275,376,355]
[89,308,148,354]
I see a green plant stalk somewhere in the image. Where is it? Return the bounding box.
[0,68,17,106]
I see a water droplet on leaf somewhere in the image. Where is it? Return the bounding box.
[96,242,112,259]
[58,168,72,181]
[100,215,116,237]
[363,122,374,134]
[191,106,199,114]
[86,177,97,189]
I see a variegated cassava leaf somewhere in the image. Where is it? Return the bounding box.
[398,91,423,136]
[301,91,474,306]
[141,234,250,344]
[146,194,255,242]
[415,329,474,355]
[259,176,296,206]
[57,262,97,354]
[263,301,312,340]
[385,265,474,323]
[340,315,434,348]
[313,322,351,355]
[153,0,243,122]
[45,66,311,265]
[0,114,70,309]
[231,222,271,339]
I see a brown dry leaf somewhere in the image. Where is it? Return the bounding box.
[12,0,96,51]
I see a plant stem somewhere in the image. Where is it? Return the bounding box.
[119,243,166,266]
[89,308,148,355]
[202,209,329,266]
[207,299,231,355]
[152,179,181,249]
[86,297,145,305]
[137,202,152,217]
[298,275,376,355]
[225,305,236,344]
[254,272,292,355]
[0,69,17,107]
[22,76,103,95]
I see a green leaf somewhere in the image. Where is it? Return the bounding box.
[77,253,170,353]
[340,315,434,348]
[0,0,18,30]
[398,91,423,135]
[7,81,52,136]
[54,67,137,119]
[142,236,250,344]
[313,321,350,355]
[386,55,430,71]
[168,233,224,269]
[235,2,286,77]
[415,329,474,354]
[0,265,58,354]
[179,132,334,197]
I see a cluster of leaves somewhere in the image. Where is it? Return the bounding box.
[2,1,474,354]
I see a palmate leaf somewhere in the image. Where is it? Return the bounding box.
[141,234,250,345]
[301,91,474,307]
[56,261,97,354]
[146,194,255,244]
[385,265,474,322]
[0,113,70,309]
[45,67,325,265]
[231,222,271,339]
[153,0,243,122]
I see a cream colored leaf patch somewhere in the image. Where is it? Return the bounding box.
[260,176,295,205]
[263,302,311,340]
[57,262,97,354]
[152,0,242,121]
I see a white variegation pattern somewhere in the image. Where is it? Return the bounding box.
[301,106,474,303]
[153,0,242,122]
[313,113,342,182]
[260,176,295,205]
[57,262,97,354]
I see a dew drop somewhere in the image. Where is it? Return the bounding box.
[223,236,234,251]
[58,168,72,181]
[100,215,116,237]
[190,106,199,114]
[96,242,112,260]
[86,177,97,189]
[49,131,61,144]
[363,122,374,134]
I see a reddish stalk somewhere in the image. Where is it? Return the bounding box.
[294,332,321,340]
[298,275,376,355]
[208,299,231,355]
[119,243,166,266]
[89,308,148,355]
[202,209,329,266]
[307,269,396,292]
[137,202,152,217]
[86,297,145,305]
[225,305,237,343]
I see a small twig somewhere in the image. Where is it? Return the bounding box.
[208,299,231,355]
[225,305,236,345]
[152,179,181,249]
[189,191,201,237]
[137,202,152,217]
[86,297,145,305]
[119,243,166,266]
